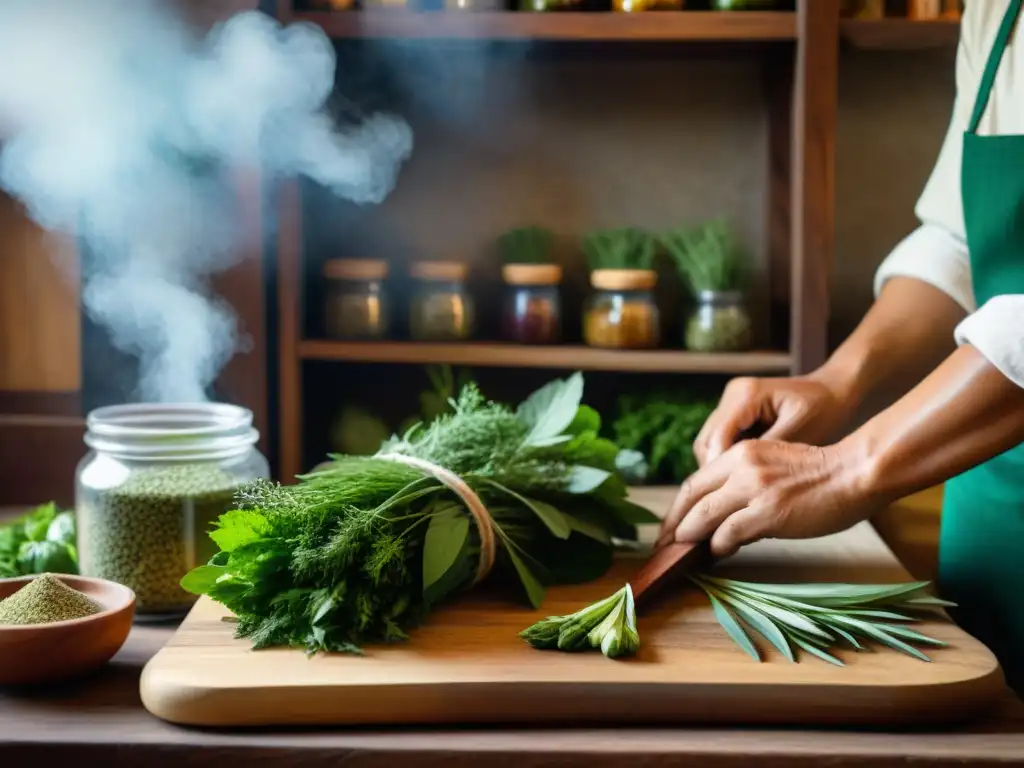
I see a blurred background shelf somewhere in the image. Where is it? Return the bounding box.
[289,10,799,41]
[299,340,794,374]
[840,18,961,50]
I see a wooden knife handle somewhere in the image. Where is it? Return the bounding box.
[631,541,710,612]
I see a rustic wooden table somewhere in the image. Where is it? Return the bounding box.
[1,622,1023,767]
[3,494,1024,766]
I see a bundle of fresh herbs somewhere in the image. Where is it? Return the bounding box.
[584,227,656,271]
[181,373,658,655]
[0,502,77,578]
[661,218,749,294]
[521,575,955,664]
[611,392,717,484]
[498,226,555,265]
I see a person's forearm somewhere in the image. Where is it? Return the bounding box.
[839,345,1024,504]
[810,277,966,411]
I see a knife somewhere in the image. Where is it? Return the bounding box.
[630,540,711,613]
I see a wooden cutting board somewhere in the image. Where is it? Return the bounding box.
[140,520,1004,729]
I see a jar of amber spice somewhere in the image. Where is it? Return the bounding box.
[324,259,390,340]
[501,263,562,345]
[410,260,475,341]
[584,269,660,349]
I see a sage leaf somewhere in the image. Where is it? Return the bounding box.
[518,372,585,446]
[714,588,794,662]
[708,592,760,661]
[422,507,470,594]
[789,634,845,667]
[507,546,546,608]
[567,466,611,494]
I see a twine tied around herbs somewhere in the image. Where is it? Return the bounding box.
[376,453,496,586]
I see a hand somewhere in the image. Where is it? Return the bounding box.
[693,374,857,467]
[656,438,883,558]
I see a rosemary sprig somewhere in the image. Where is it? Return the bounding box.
[520,576,956,664]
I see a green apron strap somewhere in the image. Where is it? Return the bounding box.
[968,0,1024,133]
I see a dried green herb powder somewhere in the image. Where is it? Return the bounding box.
[0,573,102,625]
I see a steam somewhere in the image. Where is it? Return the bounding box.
[0,0,412,403]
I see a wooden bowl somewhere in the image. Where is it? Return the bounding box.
[0,574,135,686]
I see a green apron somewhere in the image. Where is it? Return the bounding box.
[940,0,1024,693]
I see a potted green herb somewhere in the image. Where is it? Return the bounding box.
[661,218,753,352]
[582,227,660,349]
[498,227,563,345]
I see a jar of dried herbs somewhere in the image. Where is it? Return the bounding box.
[684,290,752,352]
[584,269,661,350]
[501,264,563,345]
[323,258,390,340]
[75,403,268,620]
[613,0,683,11]
[409,261,475,341]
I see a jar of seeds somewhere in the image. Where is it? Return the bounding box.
[75,403,268,620]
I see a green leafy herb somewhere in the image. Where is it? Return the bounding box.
[584,228,656,271]
[182,374,659,655]
[498,226,555,265]
[661,218,750,294]
[521,575,954,665]
[611,392,717,484]
[0,503,77,578]
[519,584,639,659]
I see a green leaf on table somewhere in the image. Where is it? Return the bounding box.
[517,372,584,446]
[714,588,794,662]
[789,633,845,667]
[422,506,470,594]
[507,546,546,608]
[180,564,227,595]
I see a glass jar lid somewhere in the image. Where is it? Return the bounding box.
[502,264,563,286]
[590,269,657,291]
[323,259,388,282]
[84,403,259,461]
[410,260,469,283]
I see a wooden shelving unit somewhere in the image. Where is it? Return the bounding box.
[280,0,971,480]
[287,10,798,41]
[299,341,794,374]
[841,17,961,50]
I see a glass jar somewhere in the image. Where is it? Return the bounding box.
[684,290,753,352]
[409,261,475,341]
[583,269,661,349]
[323,258,390,340]
[501,264,562,345]
[613,0,683,10]
[75,403,269,620]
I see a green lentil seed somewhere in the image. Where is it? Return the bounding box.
[77,464,238,616]
[0,573,102,625]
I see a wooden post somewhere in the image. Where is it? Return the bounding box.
[276,180,303,483]
[790,0,838,375]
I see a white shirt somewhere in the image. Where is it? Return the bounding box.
[873,0,1024,388]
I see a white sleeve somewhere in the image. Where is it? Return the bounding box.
[874,2,1024,390]
[873,3,978,311]
[955,298,1024,389]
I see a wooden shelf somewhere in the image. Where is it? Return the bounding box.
[840,18,961,50]
[291,10,798,41]
[300,340,793,374]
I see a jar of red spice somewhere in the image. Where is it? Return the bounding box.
[501,264,563,345]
